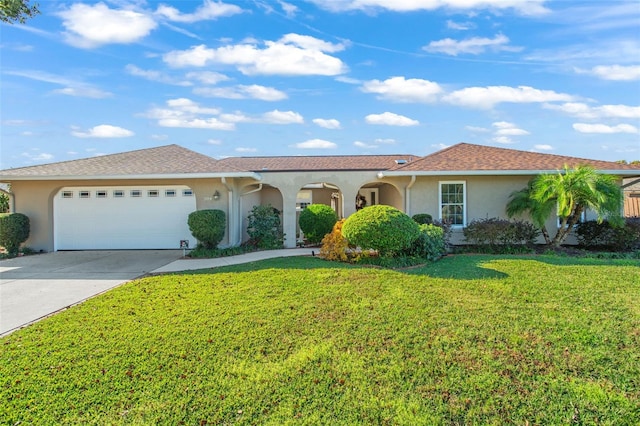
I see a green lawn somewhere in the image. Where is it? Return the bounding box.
[1,255,639,424]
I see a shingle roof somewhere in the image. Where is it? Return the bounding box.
[218,154,418,172]
[392,143,638,172]
[0,144,247,178]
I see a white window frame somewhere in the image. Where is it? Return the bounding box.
[439,181,466,227]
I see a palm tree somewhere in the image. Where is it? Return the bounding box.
[506,181,554,245]
[507,165,624,247]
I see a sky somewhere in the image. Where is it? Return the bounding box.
[1,0,639,170]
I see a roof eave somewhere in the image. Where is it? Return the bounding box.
[378,169,640,177]
[0,172,263,181]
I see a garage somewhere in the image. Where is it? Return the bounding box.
[54,185,197,250]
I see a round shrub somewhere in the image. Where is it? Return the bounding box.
[188,209,226,249]
[342,205,420,256]
[246,204,284,250]
[403,224,446,261]
[299,204,338,244]
[0,213,30,257]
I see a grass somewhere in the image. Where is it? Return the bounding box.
[1,255,639,424]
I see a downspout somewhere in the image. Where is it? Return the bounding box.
[221,177,235,247]
[405,175,416,216]
[238,184,263,245]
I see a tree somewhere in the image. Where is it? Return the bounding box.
[1,0,39,24]
[507,165,624,247]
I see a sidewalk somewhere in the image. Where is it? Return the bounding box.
[152,248,317,273]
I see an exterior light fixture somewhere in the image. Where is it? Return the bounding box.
[213,190,221,201]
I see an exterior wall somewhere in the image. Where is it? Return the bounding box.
[9,178,234,252]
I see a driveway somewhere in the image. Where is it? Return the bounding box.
[0,250,182,336]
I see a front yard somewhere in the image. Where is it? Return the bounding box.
[1,255,639,424]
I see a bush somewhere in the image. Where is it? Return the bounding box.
[299,204,338,245]
[412,213,433,225]
[319,219,354,262]
[0,213,30,257]
[342,205,420,256]
[463,218,539,247]
[188,209,226,249]
[246,204,284,250]
[576,218,640,251]
[402,224,446,261]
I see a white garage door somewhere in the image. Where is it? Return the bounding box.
[54,185,197,250]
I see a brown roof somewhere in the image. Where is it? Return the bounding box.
[218,154,418,172]
[0,144,247,178]
[392,143,639,172]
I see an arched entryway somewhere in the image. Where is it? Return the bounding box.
[357,182,403,211]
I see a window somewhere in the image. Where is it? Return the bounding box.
[182,189,193,197]
[165,189,176,197]
[79,191,90,199]
[147,190,159,197]
[439,181,466,226]
[62,191,73,198]
[113,190,125,198]
[96,190,107,198]
[130,190,142,198]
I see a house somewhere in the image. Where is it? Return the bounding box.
[1,143,637,252]
[623,177,640,217]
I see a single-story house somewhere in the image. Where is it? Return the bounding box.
[1,142,638,252]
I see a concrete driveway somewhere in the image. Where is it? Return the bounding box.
[0,250,182,336]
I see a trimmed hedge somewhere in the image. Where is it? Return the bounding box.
[402,223,446,261]
[188,209,226,249]
[463,218,539,247]
[299,204,338,244]
[0,213,30,257]
[575,218,640,251]
[342,205,420,256]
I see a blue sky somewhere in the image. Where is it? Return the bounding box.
[1,0,639,169]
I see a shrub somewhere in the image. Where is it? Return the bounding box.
[187,209,226,249]
[0,213,30,257]
[463,218,539,247]
[402,224,446,261]
[320,219,354,262]
[412,213,433,225]
[576,218,640,251]
[299,204,338,245]
[246,204,284,250]
[342,205,420,256]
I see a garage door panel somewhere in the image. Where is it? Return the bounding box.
[54,186,197,250]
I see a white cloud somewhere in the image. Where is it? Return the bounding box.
[21,151,54,162]
[493,121,530,136]
[576,64,640,81]
[534,144,554,151]
[208,139,222,145]
[573,123,639,134]
[544,102,640,119]
[365,112,420,126]
[71,124,134,138]
[143,98,234,130]
[235,147,257,153]
[423,34,520,56]
[163,34,348,76]
[306,0,549,15]
[262,110,304,124]
[292,139,337,149]
[6,70,112,98]
[446,20,475,30]
[125,64,192,86]
[493,136,515,144]
[185,71,229,84]
[354,141,377,149]
[375,138,396,144]
[313,118,341,129]
[361,76,443,103]
[51,87,113,99]
[443,85,576,109]
[58,3,157,48]
[194,84,287,101]
[278,1,299,17]
[155,0,243,23]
